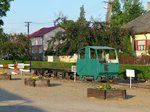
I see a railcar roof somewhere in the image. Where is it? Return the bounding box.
[79,46,115,50]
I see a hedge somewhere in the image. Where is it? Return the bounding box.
[29,61,75,69]
[119,64,150,80]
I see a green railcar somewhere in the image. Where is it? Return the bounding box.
[77,46,119,81]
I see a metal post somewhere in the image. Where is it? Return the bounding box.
[74,72,76,82]
[130,77,132,88]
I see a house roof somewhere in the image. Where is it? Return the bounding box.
[122,11,150,34]
[29,26,58,37]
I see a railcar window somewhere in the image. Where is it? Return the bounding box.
[90,48,96,59]
[109,50,116,59]
[79,48,85,59]
[97,49,104,61]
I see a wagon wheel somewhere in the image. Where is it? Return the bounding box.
[97,77,102,82]
[65,73,70,79]
[111,76,119,82]
[53,71,58,78]
[83,76,87,81]
[62,72,65,79]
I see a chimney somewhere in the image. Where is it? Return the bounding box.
[147,2,150,11]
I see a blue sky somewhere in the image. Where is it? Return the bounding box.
[2,0,150,34]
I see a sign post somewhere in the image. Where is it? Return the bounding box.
[126,69,135,88]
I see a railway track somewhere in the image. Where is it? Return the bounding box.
[52,76,150,89]
[30,67,150,89]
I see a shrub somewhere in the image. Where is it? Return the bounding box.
[0,72,7,75]
[119,64,150,80]
[97,84,112,90]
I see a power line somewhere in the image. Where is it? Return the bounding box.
[32,22,53,25]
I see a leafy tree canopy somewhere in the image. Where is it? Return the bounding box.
[111,0,145,27]
[46,5,130,56]
[0,33,31,60]
[0,0,13,26]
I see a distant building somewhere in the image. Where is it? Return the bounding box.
[29,26,64,60]
[123,3,150,56]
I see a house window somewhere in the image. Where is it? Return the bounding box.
[138,40,145,51]
[35,40,38,45]
[32,49,35,53]
[39,46,43,53]
[138,45,145,51]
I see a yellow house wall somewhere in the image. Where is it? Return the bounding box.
[135,34,150,40]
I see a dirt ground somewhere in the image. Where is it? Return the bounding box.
[0,68,150,112]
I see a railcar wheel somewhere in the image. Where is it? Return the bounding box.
[97,77,102,82]
[83,76,87,81]
[100,76,107,82]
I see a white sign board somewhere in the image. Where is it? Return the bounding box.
[24,64,30,66]
[8,64,14,69]
[71,66,76,73]
[126,69,135,77]
[17,63,24,69]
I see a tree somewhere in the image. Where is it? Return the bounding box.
[111,0,123,27]
[111,0,145,27]
[122,0,145,24]
[110,0,145,56]
[0,33,10,57]
[77,5,87,27]
[47,5,89,55]
[0,33,31,60]
[10,34,31,60]
[0,0,13,26]
[47,5,130,56]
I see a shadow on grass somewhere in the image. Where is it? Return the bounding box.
[0,88,45,112]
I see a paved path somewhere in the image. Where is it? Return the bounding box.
[0,74,150,112]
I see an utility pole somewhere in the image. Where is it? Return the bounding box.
[25,21,32,70]
[24,21,32,36]
[105,0,113,27]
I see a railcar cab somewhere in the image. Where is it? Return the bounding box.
[77,46,119,81]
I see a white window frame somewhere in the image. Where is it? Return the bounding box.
[138,40,145,51]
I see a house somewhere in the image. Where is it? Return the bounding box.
[29,26,64,60]
[122,2,150,56]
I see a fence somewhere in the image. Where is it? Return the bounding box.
[119,55,150,65]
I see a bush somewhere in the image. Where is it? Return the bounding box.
[0,60,14,64]
[119,64,150,80]
[28,61,75,69]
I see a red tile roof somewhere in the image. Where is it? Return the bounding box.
[29,26,58,37]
